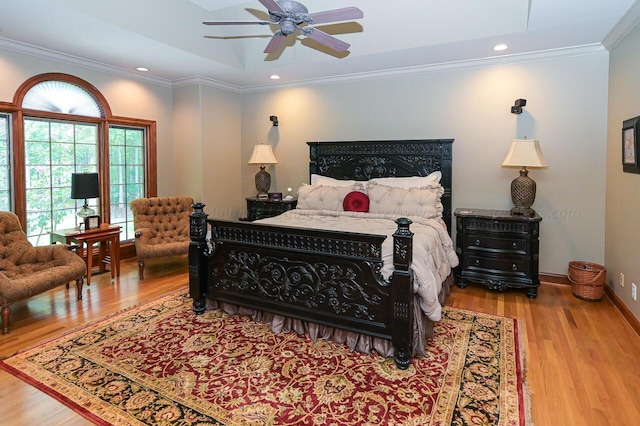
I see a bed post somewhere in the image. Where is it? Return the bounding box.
[391,217,414,370]
[189,202,208,315]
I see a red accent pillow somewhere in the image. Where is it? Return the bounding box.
[343,191,370,212]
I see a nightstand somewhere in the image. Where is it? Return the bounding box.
[245,197,297,221]
[454,208,541,298]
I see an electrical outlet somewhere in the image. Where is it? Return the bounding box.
[632,283,637,301]
[620,273,625,288]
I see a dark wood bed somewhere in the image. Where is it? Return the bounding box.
[189,139,454,369]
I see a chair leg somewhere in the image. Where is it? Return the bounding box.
[138,260,145,279]
[76,277,84,300]
[1,305,10,334]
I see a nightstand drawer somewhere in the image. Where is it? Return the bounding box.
[465,217,534,235]
[464,255,530,277]
[463,235,528,256]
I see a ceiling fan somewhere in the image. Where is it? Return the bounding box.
[203,0,364,54]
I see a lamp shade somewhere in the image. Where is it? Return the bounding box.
[71,172,100,200]
[502,139,548,168]
[248,144,278,165]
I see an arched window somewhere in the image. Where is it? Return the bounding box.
[0,73,157,245]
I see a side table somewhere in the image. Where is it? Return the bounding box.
[454,208,542,298]
[245,197,297,221]
[51,225,122,286]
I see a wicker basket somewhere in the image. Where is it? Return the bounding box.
[568,261,606,301]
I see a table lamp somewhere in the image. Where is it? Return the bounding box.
[71,172,100,220]
[248,144,278,198]
[501,138,548,216]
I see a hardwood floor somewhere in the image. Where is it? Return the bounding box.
[1,258,640,425]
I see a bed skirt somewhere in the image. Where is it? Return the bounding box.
[204,274,454,359]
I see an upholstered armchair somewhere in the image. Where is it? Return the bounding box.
[130,196,194,279]
[0,211,87,334]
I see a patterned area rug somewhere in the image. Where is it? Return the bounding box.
[1,291,529,425]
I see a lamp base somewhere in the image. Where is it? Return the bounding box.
[255,165,271,196]
[77,201,95,220]
[510,167,537,216]
[510,206,536,217]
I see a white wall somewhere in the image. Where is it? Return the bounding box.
[240,51,610,275]
[606,20,640,320]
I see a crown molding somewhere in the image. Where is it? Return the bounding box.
[603,1,640,51]
[171,76,242,93]
[0,36,173,89]
[236,44,607,94]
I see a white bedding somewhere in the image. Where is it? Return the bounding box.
[255,209,459,322]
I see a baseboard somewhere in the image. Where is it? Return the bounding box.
[540,273,640,337]
[540,273,570,285]
[604,285,640,337]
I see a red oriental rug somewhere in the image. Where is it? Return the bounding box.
[1,291,530,425]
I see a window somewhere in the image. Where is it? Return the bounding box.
[1,73,157,246]
[109,126,145,241]
[0,114,11,211]
[24,118,98,245]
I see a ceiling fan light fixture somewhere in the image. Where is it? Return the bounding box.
[493,43,508,51]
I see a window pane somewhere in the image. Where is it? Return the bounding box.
[109,126,145,241]
[50,122,74,143]
[25,141,51,165]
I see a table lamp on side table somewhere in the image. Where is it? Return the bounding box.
[501,138,548,216]
[248,144,278,200]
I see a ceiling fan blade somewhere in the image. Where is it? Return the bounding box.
[304,28,350,52]
[203,20,271,25]
[258,0,285,14]
[264,32,287,53]
[308,7,364,25]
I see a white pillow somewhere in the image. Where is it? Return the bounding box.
[297,183,365,211]
[368,171,442,189]
[310,174,360,187]
[367,181,444,218]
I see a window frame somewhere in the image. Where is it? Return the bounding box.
[1,72,157,240]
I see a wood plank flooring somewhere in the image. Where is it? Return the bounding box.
[1,257,639,425]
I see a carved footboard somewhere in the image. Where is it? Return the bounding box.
[189,203,415,369]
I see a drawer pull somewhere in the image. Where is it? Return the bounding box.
[475,259,480,266]
[475,239,481,246]
[512,242,518,249]
[512,264,518,271]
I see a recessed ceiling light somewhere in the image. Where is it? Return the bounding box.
[136,67,149,72]
[493,44,508,52]
[270,74,281,80]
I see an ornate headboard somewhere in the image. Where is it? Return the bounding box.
[307,139,454,232]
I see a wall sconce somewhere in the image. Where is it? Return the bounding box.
[510,98,527,114]
[270,115,278,126]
